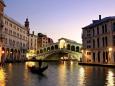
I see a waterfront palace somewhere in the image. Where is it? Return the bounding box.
[0,0,53,62]
[82,15,115,64]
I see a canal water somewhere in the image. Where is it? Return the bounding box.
[0,61,115,86]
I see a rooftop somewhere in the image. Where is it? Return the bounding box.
[82,15,115,29]
[4,14,25,29]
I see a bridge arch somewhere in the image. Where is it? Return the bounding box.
[51,46,54,50]
[55,45,58,49]
[40,49,43,53]
[47,47,50,51]
[67,44,70,50]
[71,45,75,51]
[44,48,47,52]
[76,46,79,52]
[37,50,39,54]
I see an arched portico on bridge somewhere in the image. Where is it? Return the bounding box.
[36,38,82,61]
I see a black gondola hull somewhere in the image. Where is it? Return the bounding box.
[28,65,48,74]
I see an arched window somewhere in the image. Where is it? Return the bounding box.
[37,50,39,54]
[98,51,100,62]
[76,46,79,52]
[51,46,54,50]
[113,23,115,31]
[67,44,70,50]
[103,52,105,63]
[114,52,115,62]
[93,52,95,62]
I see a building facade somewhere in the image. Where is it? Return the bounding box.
[37,33,53,48]
[28,31,37,50]
[0,0,29,62]
[0,0,54,62]
[82,15,115,64]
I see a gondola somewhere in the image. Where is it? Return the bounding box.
[28,65,48,74]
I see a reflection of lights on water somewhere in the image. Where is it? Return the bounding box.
[24,63,30,86]
[26,62,35,67]
[70,61,74,72]
[70,61,73,65]
[8,63,13,72]
[79,67,85,77]
[63,61,66,66]
[106,70,114,86]
[79,67,85,86]
[58,63,67,86]
[0,68,6,86]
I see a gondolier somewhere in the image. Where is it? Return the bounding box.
[39,59,42,68]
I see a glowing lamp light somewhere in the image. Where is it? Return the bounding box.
[109,48,112,52]
[2,51,5,54]
[81,50,83,53]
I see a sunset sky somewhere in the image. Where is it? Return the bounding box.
[4,0,115,43]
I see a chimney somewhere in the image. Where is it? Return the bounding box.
[99,15,101,20]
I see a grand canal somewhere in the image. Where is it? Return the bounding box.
[0,61,115,86]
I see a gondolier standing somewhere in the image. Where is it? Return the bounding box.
[39,59,42,68]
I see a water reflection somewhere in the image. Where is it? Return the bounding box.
[0,67,6,86]
[23,63,30,86]
[0,62,114,86]
[58,62,67,86]
[79,67,85,86]
[106,69,115,86]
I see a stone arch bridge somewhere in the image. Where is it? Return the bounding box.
[28,38,82,61]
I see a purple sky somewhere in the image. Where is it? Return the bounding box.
[4,0,115,43]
